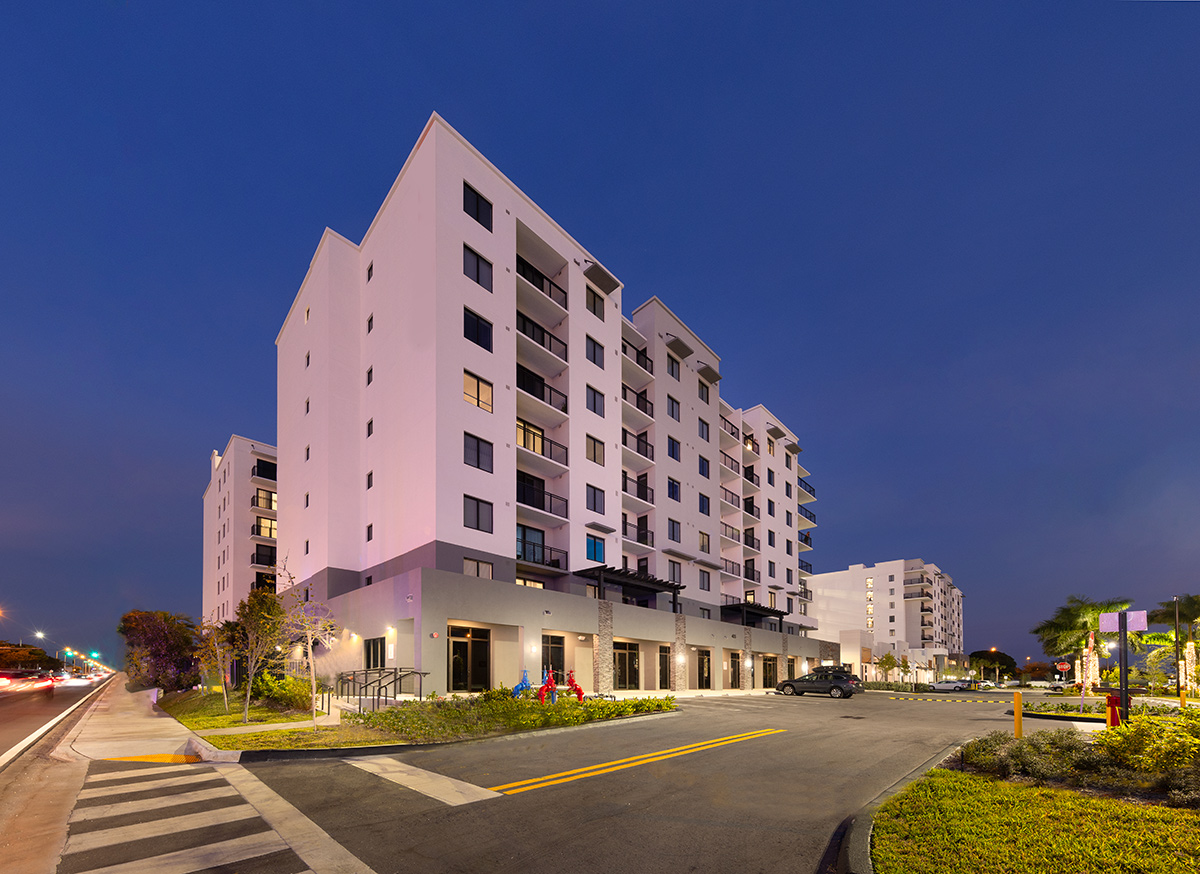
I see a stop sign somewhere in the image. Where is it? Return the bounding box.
[1056,661,1071,671]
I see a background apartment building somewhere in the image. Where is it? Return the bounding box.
[275,113,830,695]
[808,559,964,681]
[201,435,277,623]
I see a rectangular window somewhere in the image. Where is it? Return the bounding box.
[586,385,604,416]
[305,398,310,414]
[785,453,792,470]
[304,492,309,508]
[668,437,680,460]
[254,516,277,538]
[366,524,373,542]
[366,420,373,437]
[699,570,711,591]
[767,438,775,456]
[668,560,682,583]
[667,356,680,379]
[587,286,604,320]
[517,578,545,589]
[463,245,493,291]
[698,456,710,478]
[586,484,605,513]
[698,419,709,441]
[667,396,680,420]
[463,182,492,231]
[768,560,775,578]
[366,367,373,386]
[305,445,310,460]
[464,433,494,472]
[367,314,373,333]
[699,494,710,515]
[700,607,711,619]
[767,469,774,486]
[667,478,681,501]
[463,558,494,578]
[698,380,709,403]
[464,371,494,412]
[364,636,385,669]
[785,482,792,498]
[787,569,793,585]
[786,540,793,555]
[699,532,710,554]
[787,597,794,613]
[786,510,793,526]
[464,308,493,351]
[304,540,309,554]
[767,499,775,516]
[586,435,605,465]
[668,519,681,542]
[586,336,604,367]
[768,530,776,547]
[366,471,373,489]
[366,262,373,282]
[463,495,493,532]
[587,534,605,562]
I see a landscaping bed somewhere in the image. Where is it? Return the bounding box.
[158,689,323,730]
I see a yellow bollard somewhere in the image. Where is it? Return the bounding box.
[1014,691,1022,738]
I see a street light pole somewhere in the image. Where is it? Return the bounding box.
[1175,595,1184,704]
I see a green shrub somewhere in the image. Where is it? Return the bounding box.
[862,681,931,692]
[251,673,312,711]
[1092,713,1200,773]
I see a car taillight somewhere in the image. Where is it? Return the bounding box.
[0,678,9,687]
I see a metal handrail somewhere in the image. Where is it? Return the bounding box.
[799,559,813,573]
[335,668,428,712]
[743,469,760,487]
[720,523,741,542]
[798,531,812,547]
[517,312,568,361]
[621,474,654,504]
[250,523,277,538]
[744,533,761,550]
[799,505,817,523]
[622,429,654,460]
[516,538,568,568]
[516,366,568,412]
[720,416,740,440]
[622,522,653,546]
[516,421,568,465]
[621,342,653,374]
[516,255,568,309]
[621,384,654,416]
[720,486,740,506]
[516,483,568,518]
[743,435,760,455]
[798,477,816,498]
[720,451,740,474]
[744,567,762,583]
[722,558,742,576]
[251,494,277,509]
[743,499,760,519]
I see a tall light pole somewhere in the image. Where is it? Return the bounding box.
[1175,595,1183,700]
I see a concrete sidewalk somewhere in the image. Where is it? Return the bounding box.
[63,676,204,763]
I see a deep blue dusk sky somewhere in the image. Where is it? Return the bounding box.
[2,5,1198,667]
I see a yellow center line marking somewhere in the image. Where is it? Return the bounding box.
[489,728,787,795]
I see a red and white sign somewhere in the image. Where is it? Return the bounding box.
[1056,661,1071,671]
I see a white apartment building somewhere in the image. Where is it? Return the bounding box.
[808,559,964,681]
[275,113,831,695]
[201,435,278,623]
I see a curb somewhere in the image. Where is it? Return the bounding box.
[840,741,963,874]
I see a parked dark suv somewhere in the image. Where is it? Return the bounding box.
[776,673,863,699]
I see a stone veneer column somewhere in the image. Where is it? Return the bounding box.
[672,613,687,691]
[742,627,754,690]
[593,600,614,695]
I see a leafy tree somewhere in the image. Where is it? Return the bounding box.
[877,651,898,682]
[969,649,1017,679]
[1031,595,1133,691]
[116,611,199,691]
[1147,595,1200,694]
[234,589,285,723]
[0,643,61,671]
[279,564,340,726]
[196,619,238,713]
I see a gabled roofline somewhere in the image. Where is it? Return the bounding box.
[275,228,359,345]
[631,296,722,364]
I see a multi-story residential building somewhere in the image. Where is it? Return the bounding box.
[808,559,964,681]
[201,435,278,623]
[275,113,828,694]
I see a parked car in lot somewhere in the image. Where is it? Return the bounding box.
[1048,680,1079,692]
[776,673,862,698]
[930,680,968,692]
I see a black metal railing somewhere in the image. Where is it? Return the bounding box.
[516,311,568,361]
[743,567,762,583]
[798,477,816,498]
[516,422,568,465]
[721,593,743,606]
[250,523,277,538]
[516,538,568,569]
[251,494,277,510]
[720,451,740,474]
[250,550,276,567]
[516,366,568,412]
[743,435,760,455]
[722,558,742,577]
[798,531,812,547]
[622,429,654,460]
[799,559,813,573]
[743,469,760,487]
[720,522,741,542]
[799,505,817,524]
[720,416,740,440]
[796,586,813,601]
[622,522,653,546]
[905,576,929,586]
[250,462,277,481]
[621,384,654,416]
[904,591,933,600]
[516,255,568,309]
[720,486,740,506]
[621,341,653,374]
[516,483,568,518]
[743,498,760,519]
[920,606,934,614]
[621,473,654,504]
[744,533,760,550]
[336,668,428,712]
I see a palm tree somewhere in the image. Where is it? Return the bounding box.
[1147,595,1200,693]
[1031,595,1132,691]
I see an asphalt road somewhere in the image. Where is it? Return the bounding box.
[238,690,1016,874]
[0,682,100,767]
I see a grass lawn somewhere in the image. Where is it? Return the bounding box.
[159,690,322,730]
[873,769,1200,874]
[203,724,399,750]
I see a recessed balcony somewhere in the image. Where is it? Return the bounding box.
[516,311,568,377]
[621,342,654,391]
[621,521,654,553]
[516,538,568,572]
[621,384,654,430]
[741,434,760,462]
[797,477,817,504]
[516,365,568,429]
[516,255,568,326]
[797,530,812,552]
[719,450,740,484]
[516,422,569,479]
[798,559,813,574]
[719,485,741,513]
[621,473,654,512]
[721,558,742,578]
[720,522,741,545]
[516,484,569,530]
[743,532,761,553]
[621,429,655,472]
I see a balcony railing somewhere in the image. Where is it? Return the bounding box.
[622,429,654,460]
[743,498,760,519]
[621,474,654,504]
[516,255,568,309]
[797,477,816,498]
[720,486,740,506]
[904,591,934,600]
[905,576,929,586]
[250,523,277,538]
[720,451,740,474]
[743,469,760,487]
[920,606,934,614]
[516,366,568,412]
[517,312,568,361]
[250,550,276,567]
[743,435,760,455]
[743,566,762,583]
[796,585,813,601]
[251,494,277,510]
[250,462,277,481]
[721,593,743,606]
[799,505,817,524]
[516,422,568,465]
[743,533,761,550]
[621,341,653,374]
[798,531,812,547]
[722,558,742,577]
[798,559,813,573]
[720,416,740,440]
[621,384,654,417]
[516,538,568,569]
[622,522,654,546]
[517,483,569,518]
[720,523,741,542]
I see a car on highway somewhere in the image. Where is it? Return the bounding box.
[0,670,55,695]
[776,673,862,698]
[930,680,968,692]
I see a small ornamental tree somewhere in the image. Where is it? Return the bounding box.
[234,589,285,723]
[279,563,340,726]
[899,655,912,685]
[877,651,898,682]
[117,610,199,691]
[196,619,238,713]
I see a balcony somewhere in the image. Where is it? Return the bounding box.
[250,494,277,510]
[743,468,760,489]
[904,590,934,601]
[719,485,741,509]
[742,434,760,458]
[722,558,742,577]
[250,462,277,482]
[743,566,762,583]
[798,531,812,548]
[621,473,655,509]
[250,549,276,568]
[743,498,760,520]
[798,559,813,574]
[743,533,761,551]
[920,606,934,614]
[621,384,654,430]
[621,522,654,548]
[516,422,568,478]
[720,522,741,544]
[516,365,568,428]
[621,429,655,472]
[516,311,568,375]
[250,522,277,539]
[516,483,568,520]
[621,341,653,374]
[797,477,816,500]
[720,451,741,475]
[905,576,930,586]
[720,416,740,442]
[796,585,813,601]
[516,255,568,309]
[516,538,568,571]
[798,505,817,525]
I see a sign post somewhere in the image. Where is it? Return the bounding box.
[1100,610,1148,723]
